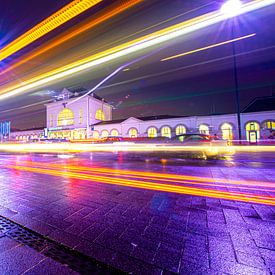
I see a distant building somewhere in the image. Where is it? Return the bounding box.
[10,90,275,143]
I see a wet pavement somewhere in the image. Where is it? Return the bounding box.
[0,152,274,274]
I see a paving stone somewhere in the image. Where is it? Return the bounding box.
[236,251,266,269]
[0,245,45,274]
[23,257,78,275]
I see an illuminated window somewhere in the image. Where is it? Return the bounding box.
[49,114,53,127]
[101,130,109,137]
[93,131,99,139]
[79,108,83,124]
[16,136,19,140]
[57,108,74,126]
[246,122,260,142]
[262,121,275,130]
[161,126,171,138]
[110,129,119,136]
[129,128,138,138]
[221,123,233,140]
[175,125,186,135]
[147,127,157,138]
[95,109,105,121]
[199,124,209,135]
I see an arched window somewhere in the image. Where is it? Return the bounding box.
[58,108,74,126]
[161,126,171,138]
[199,124,209,135]
[147,127,157,138]
[246,122,260,142]
[93,131,99,139]
[221,123,233,140]
[175,125,186,135]
[95,109,105,121]
[262,121,275,130]
[129,128,138,138]
[101,130,109,138]
[110,129,119,136]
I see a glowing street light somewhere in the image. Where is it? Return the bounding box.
[221,0,243,17]
[221,0,243,142]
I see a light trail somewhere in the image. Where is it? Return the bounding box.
[18,160,275,189]
[161,33,256,62]
[5,163,275,206]
[0,0,274,100]
[0,142,275,154]
[0,0,102,62]
[0,0,142,76]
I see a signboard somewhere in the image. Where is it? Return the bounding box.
[0,121,11,140]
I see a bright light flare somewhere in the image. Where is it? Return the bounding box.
[221,0,243,17]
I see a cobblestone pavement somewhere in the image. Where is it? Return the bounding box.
[0,152,274,274]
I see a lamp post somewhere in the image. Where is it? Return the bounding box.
[221,0,242,143]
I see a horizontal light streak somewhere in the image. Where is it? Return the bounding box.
[0,0,274,100]
[6,164,275,205]
[0,0,102,62]
[19,160,275,189]
[0,143,275,154]
[161,33,256,62]
[0,0,142,76]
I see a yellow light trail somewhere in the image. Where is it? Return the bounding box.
[161,33,256,62]
[0,142,275,154]
[0,0,102,62]
[19,160,275,189]
[0,0,274,100]
[0,0,142,76]
[17,160,275,193]
[6,164,275,206]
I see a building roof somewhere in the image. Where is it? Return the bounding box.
[93,115,184,126]
[242,95,275,113]
[53,87,109,103]
[11,126,44,133]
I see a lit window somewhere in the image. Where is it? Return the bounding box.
[175,125,186,135]
[95,109,105,121]
[101,130,109,137]
[199,124,209,135]
[129,128,138,138]
[147,127,157,138]
[221,123,233,140]
[57,108,74,126]
[161,126,171,138]
[262,121,275,130]
[79,108,83,124]
[246,121,260,141]
[110,129,119,136]
[93,131,99,139]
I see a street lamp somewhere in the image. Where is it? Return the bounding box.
[221,0,242,18]
[221,0,243,143]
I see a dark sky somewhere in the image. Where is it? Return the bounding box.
[0,0,274,130]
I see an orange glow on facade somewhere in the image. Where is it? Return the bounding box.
[0,0,102,62]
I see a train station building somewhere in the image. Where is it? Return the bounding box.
[10,88,275,143]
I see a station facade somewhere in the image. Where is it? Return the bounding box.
[10,89,275,143]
